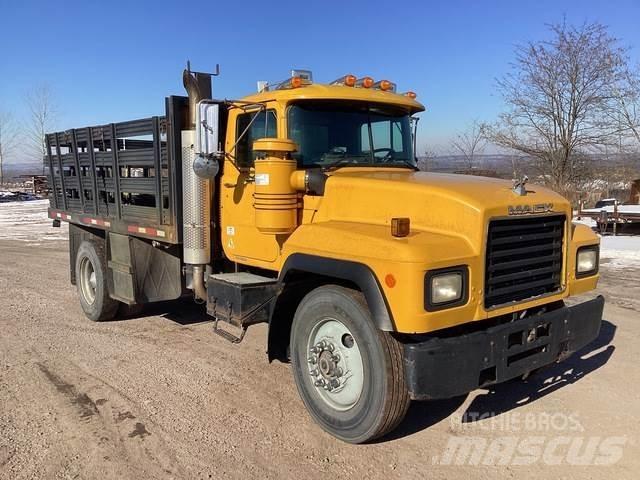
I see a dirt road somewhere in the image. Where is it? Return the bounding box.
[1,227,639,479]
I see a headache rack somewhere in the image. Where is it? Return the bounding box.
[46,96,188,243]
[484,214,566,308]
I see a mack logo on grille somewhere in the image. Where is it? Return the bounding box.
[508,203,554,215]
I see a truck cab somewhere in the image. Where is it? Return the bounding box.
[47,68,604,444]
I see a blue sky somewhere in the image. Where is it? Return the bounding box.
[1,0,639,157]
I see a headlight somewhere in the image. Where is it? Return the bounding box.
[576,246,599,277]
[425,267,468,311]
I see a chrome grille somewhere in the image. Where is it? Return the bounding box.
[485,215,565,308]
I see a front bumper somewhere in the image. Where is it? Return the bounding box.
[403,295,604,400]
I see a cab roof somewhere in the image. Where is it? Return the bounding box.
[238,83,425,113]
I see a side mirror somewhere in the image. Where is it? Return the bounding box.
[194,101,222,179]
[193,153,221,179]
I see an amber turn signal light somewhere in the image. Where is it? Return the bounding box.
[391,217,410,237]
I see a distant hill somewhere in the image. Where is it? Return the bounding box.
[3,162,45,179]
[418,154,523,177]
[418,153,640,180]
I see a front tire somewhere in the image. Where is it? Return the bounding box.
[75,240,118,322]
[290,285,410,443]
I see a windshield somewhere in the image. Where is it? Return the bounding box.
[287,101,415,169]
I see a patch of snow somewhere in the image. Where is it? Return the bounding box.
[572,216,598,228]
[0,200,68,242]
[599,235,640,269]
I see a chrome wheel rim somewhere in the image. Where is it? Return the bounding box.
[79,256,97,305]
[306,318,364,411]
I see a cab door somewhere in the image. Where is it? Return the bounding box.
[220,107,281,266]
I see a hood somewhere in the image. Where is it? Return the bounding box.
[316,169,571,254]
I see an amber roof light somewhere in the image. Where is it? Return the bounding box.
[356,76,374,88]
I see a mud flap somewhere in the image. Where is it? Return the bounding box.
[107,233,183,305]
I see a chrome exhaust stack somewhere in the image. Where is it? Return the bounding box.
[182,66,212,301]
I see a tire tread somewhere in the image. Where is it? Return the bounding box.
[340,287,410,441]
[76,240,119,322]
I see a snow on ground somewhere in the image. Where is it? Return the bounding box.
[0,199,67,242]
[581,204,640,215]
[599,234,640,269]
[572,216,598,228]
[573,215,639,269]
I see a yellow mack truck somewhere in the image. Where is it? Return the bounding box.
[46,66,603,443]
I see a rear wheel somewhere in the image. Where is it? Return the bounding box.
[290,285,410,443]
[75,241,118,322]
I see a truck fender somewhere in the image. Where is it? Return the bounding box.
[278,253,395,330]
[267,254,395,362]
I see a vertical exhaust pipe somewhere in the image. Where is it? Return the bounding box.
[182,67,212,301]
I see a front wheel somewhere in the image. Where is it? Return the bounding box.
[290,285,410,443]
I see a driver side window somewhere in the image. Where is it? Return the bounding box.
[235,110,277,168]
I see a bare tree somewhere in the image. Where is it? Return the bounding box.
[419,148,439,171]
[25,85,57,175]
[611,66,640,146]
[487,21,629,195]
[450,120,486,169]
[0,111,19,185]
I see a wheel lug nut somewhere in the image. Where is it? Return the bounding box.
[327,343,334,352]
[330,379,340,388]
[332,354,340,362]
[308,356,317,364]
[336,368,343,377]
[314,379,325,387]
[310,369,318,376]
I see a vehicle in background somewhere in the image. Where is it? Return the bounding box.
[594,198,617,209]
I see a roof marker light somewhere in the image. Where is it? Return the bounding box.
[330,74,357,87]
[404,91,417,99]
[356,76,374,88]
[276,76,309,90]
[373,80,397,92]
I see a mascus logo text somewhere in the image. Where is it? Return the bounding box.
[508,203,554,215]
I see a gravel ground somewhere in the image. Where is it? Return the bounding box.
[1,209,639,479]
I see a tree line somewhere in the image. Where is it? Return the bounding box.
[440,20,640,198]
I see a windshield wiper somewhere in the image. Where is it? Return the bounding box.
[386,159,419,171]
[322,158,353,171]
[321,154,370,171]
